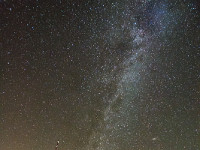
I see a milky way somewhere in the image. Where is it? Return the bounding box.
[1,0,200,150]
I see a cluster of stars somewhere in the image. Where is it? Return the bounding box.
[1,0,200,150]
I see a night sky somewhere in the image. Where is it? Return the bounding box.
[1,0,200,150]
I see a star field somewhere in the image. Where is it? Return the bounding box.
[1,0,200,150]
